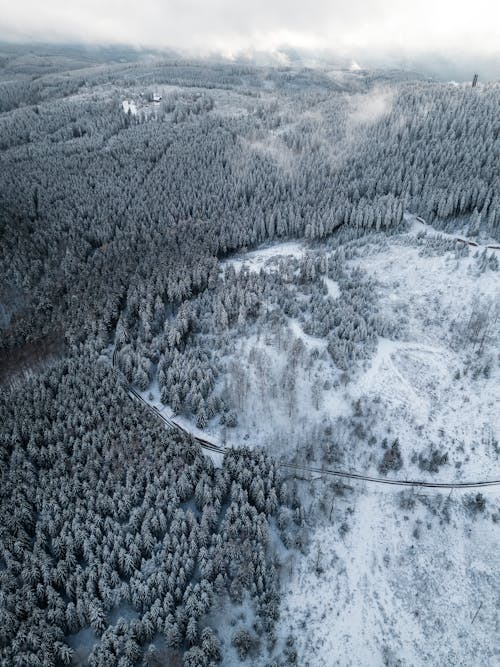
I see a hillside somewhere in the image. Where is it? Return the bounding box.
[1,48,499,666]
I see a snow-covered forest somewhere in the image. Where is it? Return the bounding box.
[1,45,499,666]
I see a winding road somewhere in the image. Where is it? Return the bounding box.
[115,356,500,490]
[112,213,500,494]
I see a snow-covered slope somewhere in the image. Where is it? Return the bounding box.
[160,225,499,484]
[140,224,500,666]
[271,225,500,667]
[277,483,499,667]
[347,229,499,481]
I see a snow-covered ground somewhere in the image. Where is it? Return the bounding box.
[223,240,305,273]
[347,236,499,481]
[276,484,500,667]
[137,226,499,666]
[269,226,500,667]
[144,229,499,482]
[121,99,137,115]
[407,214,500,250]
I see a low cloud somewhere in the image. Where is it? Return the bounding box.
[348,88,394,126]
[0,0,499,78]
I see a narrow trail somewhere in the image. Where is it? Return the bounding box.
[128,386,224,454]
[280,462,500,489]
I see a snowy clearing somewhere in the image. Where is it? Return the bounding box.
[121,99,137,115]
[347,237,500,481]
[223,241,305,273]
[277,485,500,667]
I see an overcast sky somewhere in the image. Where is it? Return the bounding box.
[1,0,499,68]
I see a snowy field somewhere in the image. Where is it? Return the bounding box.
[347,229,499,481]
[139,226,500,666]
[270,226,500,667]
[276,483,500,667]
[223,241,305,274]
[155,227,499,484]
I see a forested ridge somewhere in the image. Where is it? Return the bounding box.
[1,48,499,665]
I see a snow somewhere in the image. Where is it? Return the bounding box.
[347,238,500,481]
[185,327,349,454]
[270,226,500,667]
[407,213,500,251]
[287,317,326,351]
[277,485,499,667]
[121,100,137,115]
[133,228,499,666]
[206,230,500,482]
[147,229,499,481]
[210,88,252,118]
[224,241,305,273]
[324,276,340,299]
[208,596,260,666]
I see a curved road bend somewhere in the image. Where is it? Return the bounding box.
[112,291,499,490]
[125,384,500,490]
